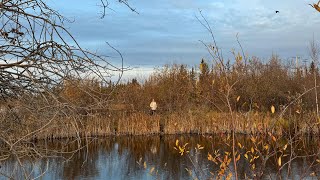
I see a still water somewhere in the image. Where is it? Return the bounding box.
[0,135,319,179]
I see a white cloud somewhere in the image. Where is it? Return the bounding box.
[49,0,320,68]
[111,66,155,83]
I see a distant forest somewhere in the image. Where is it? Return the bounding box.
[62,55,320,116]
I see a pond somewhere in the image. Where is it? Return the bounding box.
[0,134,319,179]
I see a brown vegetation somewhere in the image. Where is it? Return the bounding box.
[5,54,318,139]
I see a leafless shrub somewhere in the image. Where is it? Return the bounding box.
[0,0,131,178]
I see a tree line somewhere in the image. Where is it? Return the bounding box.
[58,54,319,117]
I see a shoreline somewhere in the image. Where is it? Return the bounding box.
[30,131,320,145]
[25,111,320,141]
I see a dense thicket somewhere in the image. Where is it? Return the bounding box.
[94,55,319,115]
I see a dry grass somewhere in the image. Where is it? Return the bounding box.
[5,110,318,141]
[117,112,160,135]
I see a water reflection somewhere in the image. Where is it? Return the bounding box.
[0,135,319,179]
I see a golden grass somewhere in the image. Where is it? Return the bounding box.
[117,112,160,135]
[6,110,318,140]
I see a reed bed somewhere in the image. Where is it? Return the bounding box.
[117,112,160,135]
[7,110,318,141]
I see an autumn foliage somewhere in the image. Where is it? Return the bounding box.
[107,55,319,117]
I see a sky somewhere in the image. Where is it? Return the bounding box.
[49,0,320,80]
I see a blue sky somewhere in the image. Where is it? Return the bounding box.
[49,0,320,79]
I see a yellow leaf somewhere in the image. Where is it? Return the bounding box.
[283,144,288,151]
[272,136,277,142]
[236,96,240,102]
[251,147,254,153]
[197,144,204,150]
[200,63,203,71]
[175,139,179,147]
[278,157,282,166]
[236,154,241,161]
[143,162,147,169]
[220,162,226,169]
[226,172,233,180]
[264,144,269,150]
[244,153,248,159]
[208,153,214,161]
[150,167,155,174]
[212,80,215,85]
[271,105,275,114]
[237,142,242,148]
[316,159,320,163]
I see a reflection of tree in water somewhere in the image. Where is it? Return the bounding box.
[119,135,193,179]
[61,148,99,179]
[59,136,320,179]
[114,135,230,179]
[50,136,320,179]
[116,136,162,179]
[38,139,114,179]
[2,135,319,179]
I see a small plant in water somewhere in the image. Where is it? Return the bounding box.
[174,139,190,156]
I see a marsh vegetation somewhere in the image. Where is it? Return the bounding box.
[1,0,320,179]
